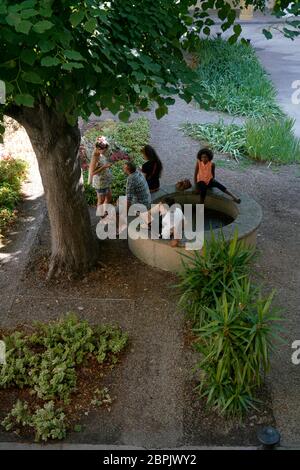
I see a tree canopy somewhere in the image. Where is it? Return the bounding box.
[1,0,299,133]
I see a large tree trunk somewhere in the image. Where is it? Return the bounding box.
[6,103,99,278]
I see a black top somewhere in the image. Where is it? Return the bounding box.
[142,160,160,191]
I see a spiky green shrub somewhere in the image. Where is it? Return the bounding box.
[177,231,254,327]
[194,280,282,416]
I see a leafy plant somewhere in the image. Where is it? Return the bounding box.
[182,117,300,164]
[0,157,28,235]
[181,120,247,161]
[194,282,283,416]
[0,314,128,441]
[177,230,254,327]
[245,117,300,163]
[195,38,283,120]
[2,400,67,442]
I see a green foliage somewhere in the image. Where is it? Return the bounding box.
[0,183,20,209]
[195,39,283,119]
[181,117,300,164]
[0,157,28,192]
[245,117,300,163]
[0,157,28,235]
[2,400,67,442]
[0,207,16,232]
[181,120,246,161]
[177,230,283,416]
[194,281,282,416]
[0,313,128,441]
[177,230,254,327]
[1,0,297,132]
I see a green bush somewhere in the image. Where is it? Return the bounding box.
[194,280,282,416]
[177,231,254,327]
[181,118,300,164]
[0,157,28,235]
[0,158,28,192]
[2,400,67,442]
[245,117,300,163]
[181,120,246,161]
[177,231,282,416]
[195,38,283,119]
[0,314,128,441]
[0,207,16,233]
[0,183,20,210]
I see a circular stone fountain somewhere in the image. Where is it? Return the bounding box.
[128,184,262,273]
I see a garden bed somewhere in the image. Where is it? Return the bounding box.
[0,315,128,442]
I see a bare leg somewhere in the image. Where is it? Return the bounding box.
[96,193,106,216]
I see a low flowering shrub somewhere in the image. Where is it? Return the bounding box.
[0,155,28,236]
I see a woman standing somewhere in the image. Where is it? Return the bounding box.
[88,136,112,217]
[141,145,163,193]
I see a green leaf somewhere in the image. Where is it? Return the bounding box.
[0,4,7,15]
[61,62,84,70]
[5,12,21,27]
[20,50,36,65]
[262,29,272,40]
[118,110,130,122]
[33,20,54,34]
[64,50,85,61]
[15,93,35,107]
[84,18,97,33]
[21,71,43,84]
[15,20,32,34]
[92,64,102,73]
[70,10,86,27]
[233,24,242,36]
[41,56,60,67]
[155,105,168,120]
[39,39,55,52]
[21,9,38,19]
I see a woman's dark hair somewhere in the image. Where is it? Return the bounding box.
[197,147,214,161]
[163,197,176,206]
[142,145,163,177]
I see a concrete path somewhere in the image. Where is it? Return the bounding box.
[240,24,300,137]
[0,124,45,314]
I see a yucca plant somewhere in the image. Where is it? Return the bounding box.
[177,230,255,327]
[193,282,283,416]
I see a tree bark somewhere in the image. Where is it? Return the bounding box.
[6,103,99,278]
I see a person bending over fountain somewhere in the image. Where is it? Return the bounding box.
[194,148,241,204]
